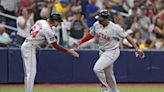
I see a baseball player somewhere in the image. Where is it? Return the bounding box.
[75,9,144,92]
[21,12,79,92]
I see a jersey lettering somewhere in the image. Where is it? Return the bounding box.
[96,33,110,40]
[30,23,42,38]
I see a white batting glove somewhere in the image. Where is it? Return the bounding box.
[135,49,145,59]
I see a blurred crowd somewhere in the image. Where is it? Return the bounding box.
[0,0,163,50]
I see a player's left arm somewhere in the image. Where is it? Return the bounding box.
[126,35,145,59]
[116,25,145,59]
[126,35,138,49]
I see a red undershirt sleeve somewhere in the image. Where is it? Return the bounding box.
[51,42,68,53]
[80,33,94,44]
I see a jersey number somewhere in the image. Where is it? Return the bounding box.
[30,23,41,38]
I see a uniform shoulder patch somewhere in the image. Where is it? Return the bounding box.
[50,37,55,41]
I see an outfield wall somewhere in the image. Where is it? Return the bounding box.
[0,48,164,83]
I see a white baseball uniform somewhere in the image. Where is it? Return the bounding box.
[90,21,128,92]
[21,20,57,92]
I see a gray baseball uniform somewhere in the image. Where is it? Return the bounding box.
[21,20,57,92]
[90,21,128,92]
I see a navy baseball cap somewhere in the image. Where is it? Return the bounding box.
[95,9,112,21]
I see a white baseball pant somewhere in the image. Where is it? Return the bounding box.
[21,40,36,92]
[93,48,120,92]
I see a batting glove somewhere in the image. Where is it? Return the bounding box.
[135,49,145,59]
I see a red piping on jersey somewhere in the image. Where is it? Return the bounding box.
[80,33,94,44]
[51,42,68,53]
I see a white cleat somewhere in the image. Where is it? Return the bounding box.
[111,89,120,92]
[101,87,109,92]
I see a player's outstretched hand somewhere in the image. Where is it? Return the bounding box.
[135,49,145,59]
[73,40,81,47]
[67,49,79,58]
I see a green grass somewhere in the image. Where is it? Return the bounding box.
[0,84,164,92]
[0,87,99,92]
[119,86,164,92]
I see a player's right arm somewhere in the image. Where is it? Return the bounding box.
[75,33,94,46]
[43,27,79,57]
[51,42,79,57]
[74,23,97,46]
